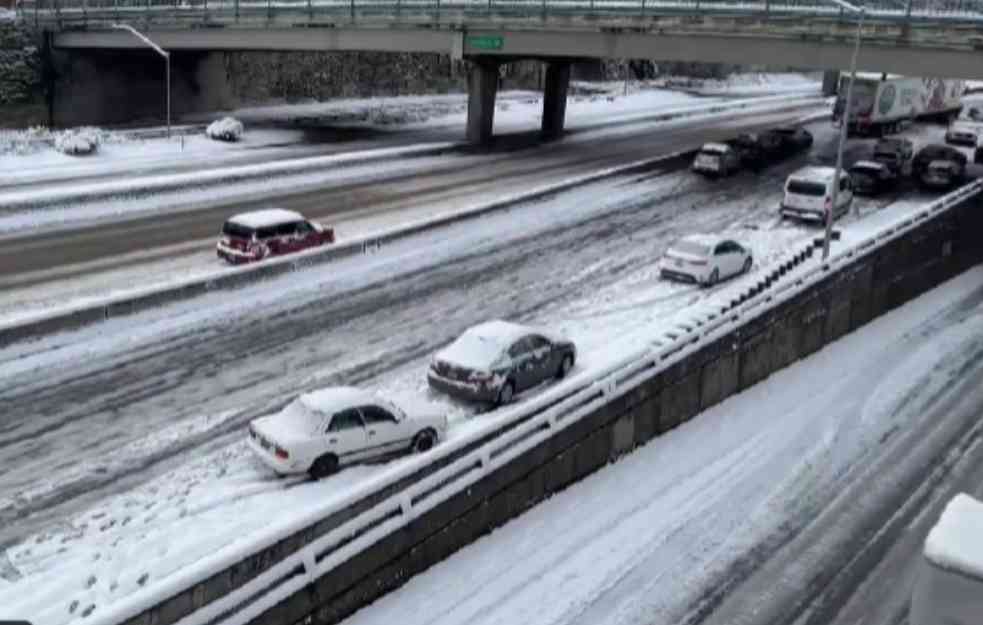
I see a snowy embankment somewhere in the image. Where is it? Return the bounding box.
[0,116,960,625]
[662,71,823,97]
[0,92,823,228]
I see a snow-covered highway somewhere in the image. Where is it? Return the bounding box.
[0,112,960,624]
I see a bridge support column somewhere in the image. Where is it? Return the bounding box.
[48,48,235,127]
[541,60,571,140]
[466,58,500,144]
[822,70,841,97]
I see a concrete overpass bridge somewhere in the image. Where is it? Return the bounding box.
[21,0,983,140]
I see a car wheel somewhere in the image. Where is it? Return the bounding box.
[742,256,752,274]
[704,268,719,287]
[496,380,515,406]
[556,354,574,380]
[413,429,437,453]
[309,454,339,479]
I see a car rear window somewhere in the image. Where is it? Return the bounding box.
[222,221,255,238]
[787,180,827,196]
[672,241,711,256]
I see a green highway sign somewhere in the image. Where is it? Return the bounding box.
[468,35,504,50]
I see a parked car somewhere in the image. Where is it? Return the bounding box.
[727,132,783,169]
[849,160,897,196]
[872,136,914,174]
[912,144,968,178]
[780,166,853,223]
[216,208,335,264]
[944,120,983,146]
[692,142,742,176]
[247,387,448,478]
[658,234,753,287]
[768,126,814,154]
[428,320,577,406]
[920,159,966,189]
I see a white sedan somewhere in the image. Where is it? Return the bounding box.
[659,234,753,287]
[248,387,448,478]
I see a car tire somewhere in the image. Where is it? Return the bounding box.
[742,256,752,274]
[309,454,339,479]
[704,268,719,287]
[556,354,574,380]
[413,429,437,453]
[496,380,515,406]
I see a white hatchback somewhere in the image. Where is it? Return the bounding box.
[659,234,753,287]
[248,387,448,478]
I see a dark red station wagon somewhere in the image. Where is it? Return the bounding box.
[216,208,335,264]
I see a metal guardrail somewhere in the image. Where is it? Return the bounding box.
[78,172,983,625]
[15,0,983,26]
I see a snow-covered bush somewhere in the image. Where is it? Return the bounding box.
[206,117,244,142]
[54,128,99,155]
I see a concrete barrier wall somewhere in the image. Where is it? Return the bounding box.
[240,192,983,625]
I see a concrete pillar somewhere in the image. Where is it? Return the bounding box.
[541,61,571,140]
[822,70,841,97]
[49,48,236,127]
[465,59,499,144]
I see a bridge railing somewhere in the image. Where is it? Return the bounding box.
[16,0,983,25]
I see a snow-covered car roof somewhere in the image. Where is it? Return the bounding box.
[699,142,731,154]
[299,386,377,414]
[228,208,306,229]
[924,493,983,580]
[788,166,845,183]
[437,320,558,370]
[850,160,889,171]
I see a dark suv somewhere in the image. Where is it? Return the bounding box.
[768,126,814,154]
[911,145,967,179]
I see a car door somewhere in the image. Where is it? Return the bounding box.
[525,335,555,386]
[710,241,730,278]
[325,408,368,464]
[358,404,406,457]
[507,337,537,392]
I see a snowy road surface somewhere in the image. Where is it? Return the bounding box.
[0,114,956,624]
[0,100,826,321]
[335,267,983,625]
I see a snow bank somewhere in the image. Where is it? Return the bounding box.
[205,117,244,142]
[924,493,983,579]
[54,128,99,156]
[0,126,122,157]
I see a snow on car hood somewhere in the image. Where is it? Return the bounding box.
[924,493,983,580]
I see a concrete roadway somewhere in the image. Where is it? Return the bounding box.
[0,102,823,291]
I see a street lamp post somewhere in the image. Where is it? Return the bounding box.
[823,0,866,261]
[112,23,171,139]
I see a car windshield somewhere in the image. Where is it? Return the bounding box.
[222,222,255,238]
[440,333,507,370]
[671,241,711,257]
[787,180,827,196]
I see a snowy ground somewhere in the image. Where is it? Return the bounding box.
[0,114,962,624]
[0,97,827,325]
[338,266,983,625]
[0,87,707,190]
[660,71,822,96]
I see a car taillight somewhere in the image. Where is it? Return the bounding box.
[275,446,289,460]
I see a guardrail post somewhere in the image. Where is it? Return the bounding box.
[905,0,912,18]
[350,0,354,21]
[234,0,238,22]
[640,0,644,16]
[308,0,312,21]
[267,0,271,21]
